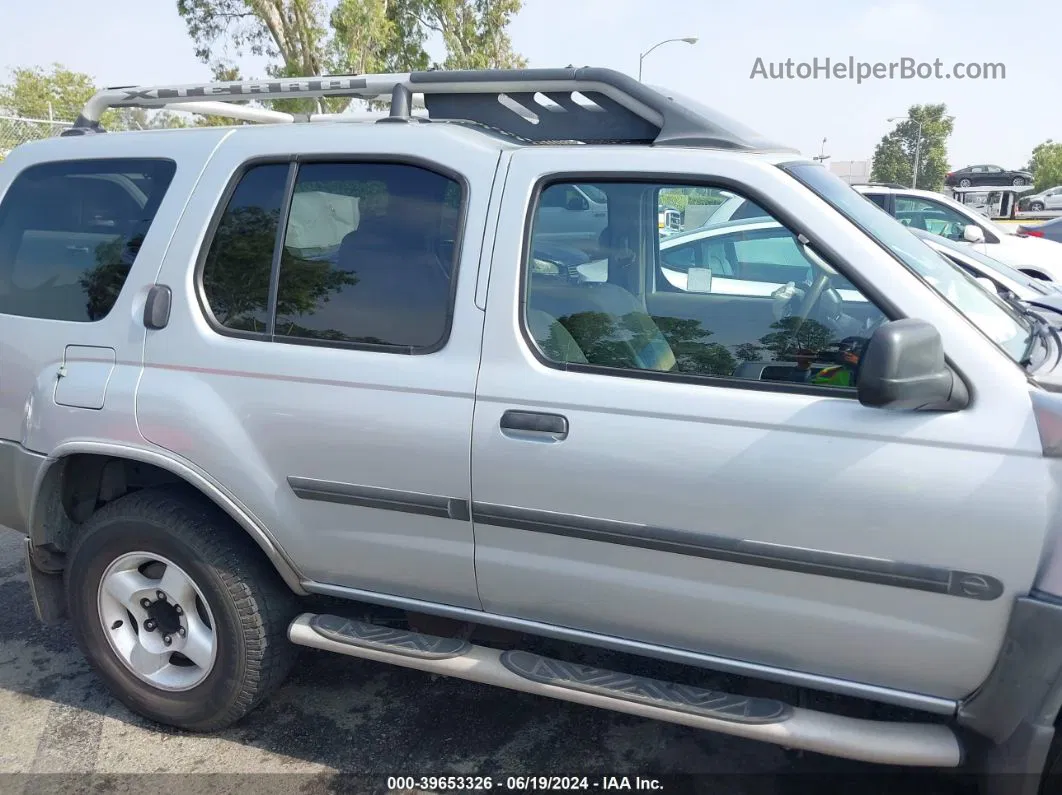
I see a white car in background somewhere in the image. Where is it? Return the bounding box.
[909,227,1062,302]
[852,184,1062,282]
[569,217,1036,348]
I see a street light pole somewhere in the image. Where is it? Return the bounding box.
[638,37,699,82]
[911,121,924,189]
[812,137,830,163]
[888,116,924,189]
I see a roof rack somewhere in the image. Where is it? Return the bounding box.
[63,67,797,152]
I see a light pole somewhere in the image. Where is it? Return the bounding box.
[638,37,699,82]
[812,137,830,164]
[888,116,924,189]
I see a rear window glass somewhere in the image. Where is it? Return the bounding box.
[0,158,176,322]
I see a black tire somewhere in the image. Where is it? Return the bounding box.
[1041,733,1062,794]
[1014,177,1027,186]
[960,178,972,187]
[64,485,300,731]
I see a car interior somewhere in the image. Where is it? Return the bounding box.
[525,182,886,385]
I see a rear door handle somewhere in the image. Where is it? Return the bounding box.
[500,410,569,441]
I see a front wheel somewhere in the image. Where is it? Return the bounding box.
[1014,177,1027,186]
[1031,202,1046,212]
[65,486,299,731]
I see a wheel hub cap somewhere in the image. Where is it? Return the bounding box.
[97,552,218,691]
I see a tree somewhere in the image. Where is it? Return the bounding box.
[0,64,192,138]
[757,317,836,362]
[871,104,954,191]
[175,0,526,115]
[1027,140,1062,192]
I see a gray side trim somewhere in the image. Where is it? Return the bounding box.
[0,440,47,535]
[471,502,1004,602]
[287,476,470,521]
[302,579,957,715]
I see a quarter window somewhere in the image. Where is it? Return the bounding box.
[0,158,176,322]
[524,181,889,390]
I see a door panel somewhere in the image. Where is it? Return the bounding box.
[137,125,502,607]
[471,149,1049,700]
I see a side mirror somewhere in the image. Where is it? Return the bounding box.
[974,276,999,294]
[963,224,985,243]
[566,194,589,212]
[857,319,968,411]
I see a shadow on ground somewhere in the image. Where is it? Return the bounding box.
[0,532,974,795]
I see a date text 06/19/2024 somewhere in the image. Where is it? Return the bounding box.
[386,776,665,791]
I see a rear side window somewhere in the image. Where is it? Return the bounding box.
[200,160,463,351]
[0,158,176,322]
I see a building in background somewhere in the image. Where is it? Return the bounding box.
[829,160,871,184]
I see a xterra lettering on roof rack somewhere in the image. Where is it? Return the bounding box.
[65,67,797,153]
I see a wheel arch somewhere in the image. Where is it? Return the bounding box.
[29,441,308,596]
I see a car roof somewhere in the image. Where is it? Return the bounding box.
[1028,215,1062,230]
[662,217,782,246]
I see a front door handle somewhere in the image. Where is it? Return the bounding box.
[500,410,569,441]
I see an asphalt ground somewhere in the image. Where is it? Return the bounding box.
[0,529,980,795]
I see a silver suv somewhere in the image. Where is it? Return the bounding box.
[3,68,1062,792]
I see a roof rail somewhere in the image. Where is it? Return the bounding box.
[851,182,908,190]
[62,67,797,152]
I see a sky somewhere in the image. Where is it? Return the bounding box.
[1,0,1059,169]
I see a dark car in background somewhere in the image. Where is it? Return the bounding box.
[945,164,1033,187]
[1019,215,1062,244]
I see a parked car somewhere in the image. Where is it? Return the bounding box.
[529,182,608,250]
[1019,186,1062,212]
[945,164,1033,188]
[1020,215,1062,244]
[852,183,1062,281]
[7,67,1062,793]
[910,227,1062,301]
[574,216,1059,322]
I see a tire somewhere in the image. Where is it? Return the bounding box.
[1032,202,1046,212]
[960,178,972,187]
[1014,177,1027,186]
[64,485,300,731]
[1041,732,1062,794]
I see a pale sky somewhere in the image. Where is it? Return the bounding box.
[2,0,1058,168]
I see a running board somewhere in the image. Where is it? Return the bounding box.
[288,613,962,767]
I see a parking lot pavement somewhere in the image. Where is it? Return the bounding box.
[0,529,975,795]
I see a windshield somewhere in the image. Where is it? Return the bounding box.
[914,230,1054,295]
[784,163,1032,363]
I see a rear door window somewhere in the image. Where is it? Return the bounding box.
[0,158,176,321]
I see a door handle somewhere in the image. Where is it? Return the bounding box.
[500,410,569,441]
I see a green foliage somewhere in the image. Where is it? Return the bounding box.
[1027,140,1062,192]
[871,104,954,191]
[0,64,193,148]
[0,63,98,121]
[658,190,726,213]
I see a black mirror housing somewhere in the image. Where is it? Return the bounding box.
[857,319,968,411]
[566,195,588,212]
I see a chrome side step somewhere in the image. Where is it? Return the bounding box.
[288,613,962,767]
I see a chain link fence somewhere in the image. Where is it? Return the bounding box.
[0,115,72,160]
